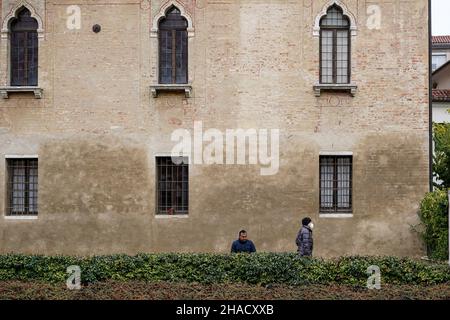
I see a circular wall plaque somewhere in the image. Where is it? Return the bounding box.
[93,24,101,33]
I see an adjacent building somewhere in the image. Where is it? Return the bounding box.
[432,36,450,123]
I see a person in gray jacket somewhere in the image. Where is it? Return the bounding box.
[296,217,314,257]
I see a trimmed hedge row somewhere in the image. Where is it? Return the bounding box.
[0,253,449,286]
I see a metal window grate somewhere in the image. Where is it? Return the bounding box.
[158,6,188,84]
[10,7,38,87]
[319,5,350,84]
[156,157,189,215]
[7,158,38,216]
[320,156,352,213]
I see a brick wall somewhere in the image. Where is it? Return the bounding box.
[0,0,429,257]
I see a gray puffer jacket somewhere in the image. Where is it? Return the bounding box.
[296,226,313,257]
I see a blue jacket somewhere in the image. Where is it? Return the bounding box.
[231,240,256,253]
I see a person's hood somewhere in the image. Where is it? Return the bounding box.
[303,225,313,232]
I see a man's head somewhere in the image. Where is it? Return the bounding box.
[239,230,248,242]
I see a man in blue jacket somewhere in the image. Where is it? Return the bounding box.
[231,230,256,253]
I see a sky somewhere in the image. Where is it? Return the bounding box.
[432,0,450,35]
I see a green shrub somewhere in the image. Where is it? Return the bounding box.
[0,253,449,287]
[419,190,449,260]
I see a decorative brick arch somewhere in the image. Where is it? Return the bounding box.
[313,0,357,37]
[151,0,194,38]
[1,1,44,39]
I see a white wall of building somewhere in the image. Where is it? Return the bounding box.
[433,103,450,123]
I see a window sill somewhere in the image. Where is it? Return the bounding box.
[313,84,357,97]
[0,86,43,99]
[319,213,353,218]
[4,215,38,220]
[150,84,192,98]
[155,214,189,219]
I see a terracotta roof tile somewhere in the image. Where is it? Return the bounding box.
[433,89,450,102]
[433,36,450,44]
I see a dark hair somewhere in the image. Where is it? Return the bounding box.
[302,217,312,226]
[239,230,247,235]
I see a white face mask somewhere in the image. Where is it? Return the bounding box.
[308,222,314,230]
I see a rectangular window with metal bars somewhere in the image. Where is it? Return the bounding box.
[156,156,189,215]
[320,156,352,213]
[6,158,38,216]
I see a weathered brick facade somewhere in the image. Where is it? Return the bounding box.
[0,0,429,257]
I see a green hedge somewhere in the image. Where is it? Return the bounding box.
[419,190,449,260]
[0,253,449,286]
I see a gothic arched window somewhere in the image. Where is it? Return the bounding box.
[320,5,350,84]
[10,7,38,86]
[159,6,188,84]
